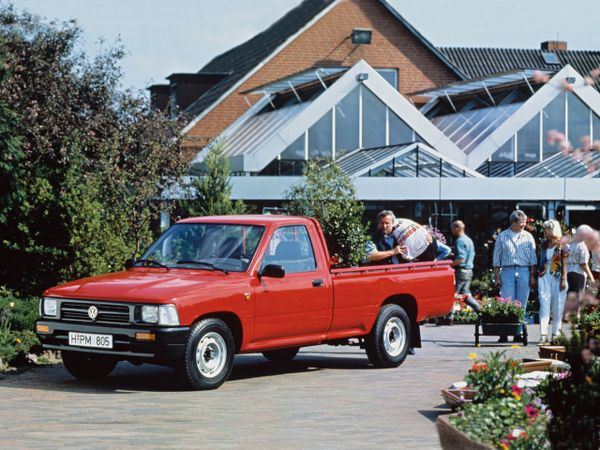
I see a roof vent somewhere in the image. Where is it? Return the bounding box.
[541,51,560,65]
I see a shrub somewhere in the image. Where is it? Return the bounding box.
[284,160,369,267]
[539,325,600,450]
[185,141,248,217]
[0,291,40,367]
[0,287,40,331]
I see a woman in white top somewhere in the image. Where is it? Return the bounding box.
[537,220,569,345]
[566,225,595,318]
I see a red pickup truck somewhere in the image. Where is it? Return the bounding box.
[36,215,454,389]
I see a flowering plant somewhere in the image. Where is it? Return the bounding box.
[449,396,548,449]
[539,323,600,450]
[464,351,523,403]
[480,297,525,322]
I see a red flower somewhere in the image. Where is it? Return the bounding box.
[525,404,539,418]
[511,385,524,400]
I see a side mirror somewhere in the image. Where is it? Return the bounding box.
[259,264,285,278]
[125,258,136,269]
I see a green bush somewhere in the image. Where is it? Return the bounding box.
[0,289,40,367]
[284,160,369,267]
[0,287,39,331]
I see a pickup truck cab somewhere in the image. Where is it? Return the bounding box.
[36,215,454,389]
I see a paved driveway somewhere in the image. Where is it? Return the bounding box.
[0,324,541,449]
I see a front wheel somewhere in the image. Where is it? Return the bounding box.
[61,351,117,380]
[365,304,411,368]
[182,318,235,390]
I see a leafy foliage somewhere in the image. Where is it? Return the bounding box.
[284,160,369,267]
[464,351,524,403]
[0,288,40,367]
[539,319,600,450]
[480,297,525,322]
[185,141,247,217]
[450,397,548,450]
[0,6,187,294]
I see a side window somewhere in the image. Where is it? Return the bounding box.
[262,226,317,274]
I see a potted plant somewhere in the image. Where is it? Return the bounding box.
[476,297,527,345]
[438,352,548,450]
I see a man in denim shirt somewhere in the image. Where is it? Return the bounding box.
[451,220,475,299]
[492,210,537,342]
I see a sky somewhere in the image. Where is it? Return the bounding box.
[12,0,600,91]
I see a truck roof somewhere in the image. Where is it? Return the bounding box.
[177,215,314,226]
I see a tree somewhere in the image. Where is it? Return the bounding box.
[0,5,187,294]
[185,141,247,217]
[284,160,369,267]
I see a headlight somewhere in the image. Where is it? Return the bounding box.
[42,298,58,317]
[158,305,179,326]
[140,304,179,326]
[141,305,158,323]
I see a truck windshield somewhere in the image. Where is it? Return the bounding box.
[137,223,265,272]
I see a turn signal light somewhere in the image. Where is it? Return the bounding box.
[36,324,50,333]
[135,332,156,341]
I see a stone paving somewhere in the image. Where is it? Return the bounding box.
[0,323,543,449]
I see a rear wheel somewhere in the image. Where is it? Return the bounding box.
[182,318,235,390]
[61,351,117,380]
[366,304,411,368]
[262,347,300,363]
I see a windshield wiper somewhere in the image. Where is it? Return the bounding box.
[176,260,229,274]
[135,259,170,270]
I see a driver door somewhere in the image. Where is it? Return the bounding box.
[252,225,332,345]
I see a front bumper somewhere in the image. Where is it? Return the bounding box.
[36,320,189,362]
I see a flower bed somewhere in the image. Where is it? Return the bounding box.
[439,302,600,450]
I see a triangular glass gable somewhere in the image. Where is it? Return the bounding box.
[478,91,599,176]
[264,85,428,174]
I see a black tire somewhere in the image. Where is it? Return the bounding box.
[61,351,117,380]
[365,304,411,368]
[182,318,235,390]
[262,347,300,363]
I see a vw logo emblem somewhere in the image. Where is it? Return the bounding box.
[87,306,98,320]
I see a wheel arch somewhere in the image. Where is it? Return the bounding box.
[195,311,243,353]
[381,294,421,348]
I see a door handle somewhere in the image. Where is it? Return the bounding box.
[312,279,324,287]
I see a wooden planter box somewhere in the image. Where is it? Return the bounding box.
[437,415,494,450]
[521,358,553,373]
[538,345,566,361]
[474,316,528,346]
[440,388,477,410]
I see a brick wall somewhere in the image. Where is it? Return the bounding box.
[184,0,459,149]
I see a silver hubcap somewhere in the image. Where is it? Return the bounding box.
[383,317,406,357]
[195,332,227,378]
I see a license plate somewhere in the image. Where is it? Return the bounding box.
[68,332,113,349]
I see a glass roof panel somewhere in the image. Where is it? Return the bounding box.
[247,68,348,94]
[414,69,553,98]
[516,151,600,178]
[221,102,310,157]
